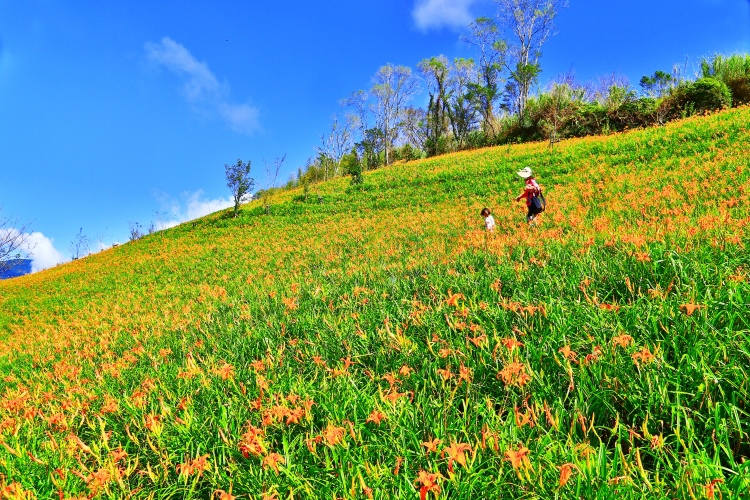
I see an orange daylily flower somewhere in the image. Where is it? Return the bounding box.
[468,334,487,347]
[680,303,704,316]
[393,456,403,475]
[501,337,524,350]
[110,447,127,463]
[458,364,472,383]
[498,362,531,387]
[504,445,530,470]
[262,452,285,473]
[322,424,346,447]
[445,291,464,307]
[612,334,633,348]
[213,490,236,500]
[415,470,442,500]
[382,372,399,389]
[176,461,194,478]
[144,414,162,433]
[514,405,535,428]
[366,410,386,425]
[559,463,575,487]
[632,345,656,366]
[599,303,620,312]
[558,345,577,362]
[583,346,602,365]
[705,478,724,499]
[239,425,266,458]
[422,438,442,454]
[398,365,414,376]
[437,367,453,381]
[214,362,235,380]
[382,390,408,404]
[88,467,114,488]
[442,442,472,472]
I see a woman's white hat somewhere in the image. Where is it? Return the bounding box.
[517,167,533,179]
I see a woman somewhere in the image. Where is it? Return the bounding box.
[514,167,544,223]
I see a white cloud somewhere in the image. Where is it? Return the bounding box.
[145,37,260,134]
[1,228,65,273]
[156,189,234,229]
[144,37,220,101]
[412,0,479,31]
[25,232,65,272]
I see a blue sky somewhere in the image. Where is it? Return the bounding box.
[1,0,748,271]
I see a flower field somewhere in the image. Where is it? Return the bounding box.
[1,107,749,499]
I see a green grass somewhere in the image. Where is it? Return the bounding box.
[0,107,749,499]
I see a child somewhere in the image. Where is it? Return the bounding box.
[481,207,496,232]
[514,167,544,223]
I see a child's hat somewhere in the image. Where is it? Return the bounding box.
[517,167,533,179]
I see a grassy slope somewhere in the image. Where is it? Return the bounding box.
[0,107,749,498]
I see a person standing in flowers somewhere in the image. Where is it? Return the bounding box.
[514,167,544,223]
[481,207,496,232]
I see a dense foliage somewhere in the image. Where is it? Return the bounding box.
[1,106,749,498]
[295,52,750,192]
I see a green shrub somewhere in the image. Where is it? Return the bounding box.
[700,53,750,105]
[726,76,750,106]
[669,78,732,117]
[567,103,609,137]
[465,129,488,149]
[424,135,450,157]
[610,97,658,129]
[392,143,422,162]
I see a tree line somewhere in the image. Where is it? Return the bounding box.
[281,0,749,189]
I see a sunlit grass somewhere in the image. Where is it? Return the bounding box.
[1,107,749,498]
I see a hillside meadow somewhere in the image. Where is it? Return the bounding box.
[1,107,749,499]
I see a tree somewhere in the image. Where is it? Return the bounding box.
[319,113,355,180]
[341,147,363,186]
[418,56,451,156]
[225,159,254,217]
[356,128,385,171]
[370,64,420,166]
[447,58,480,148]
[400,106,429,153]
[700,53,750,106]
[496,0,568,117]
[343,90,370,153]
[0,208,33,273]
[69,228,91,260]
[639,70,674,98]
[537,82,582,147]
[461,17,507,136]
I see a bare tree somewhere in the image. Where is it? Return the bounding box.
[261,154,286,215]
[128,221,143,241]
[447,57,480,148]
[319,113,355,179]
[400,106,428,152]
[370,64,420,166]
[69,228,91,260]
[418,55,451,155]
[462,17,507,136]
[0,208,33,273]
[496,0,568,117]
[343,90,370,148]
